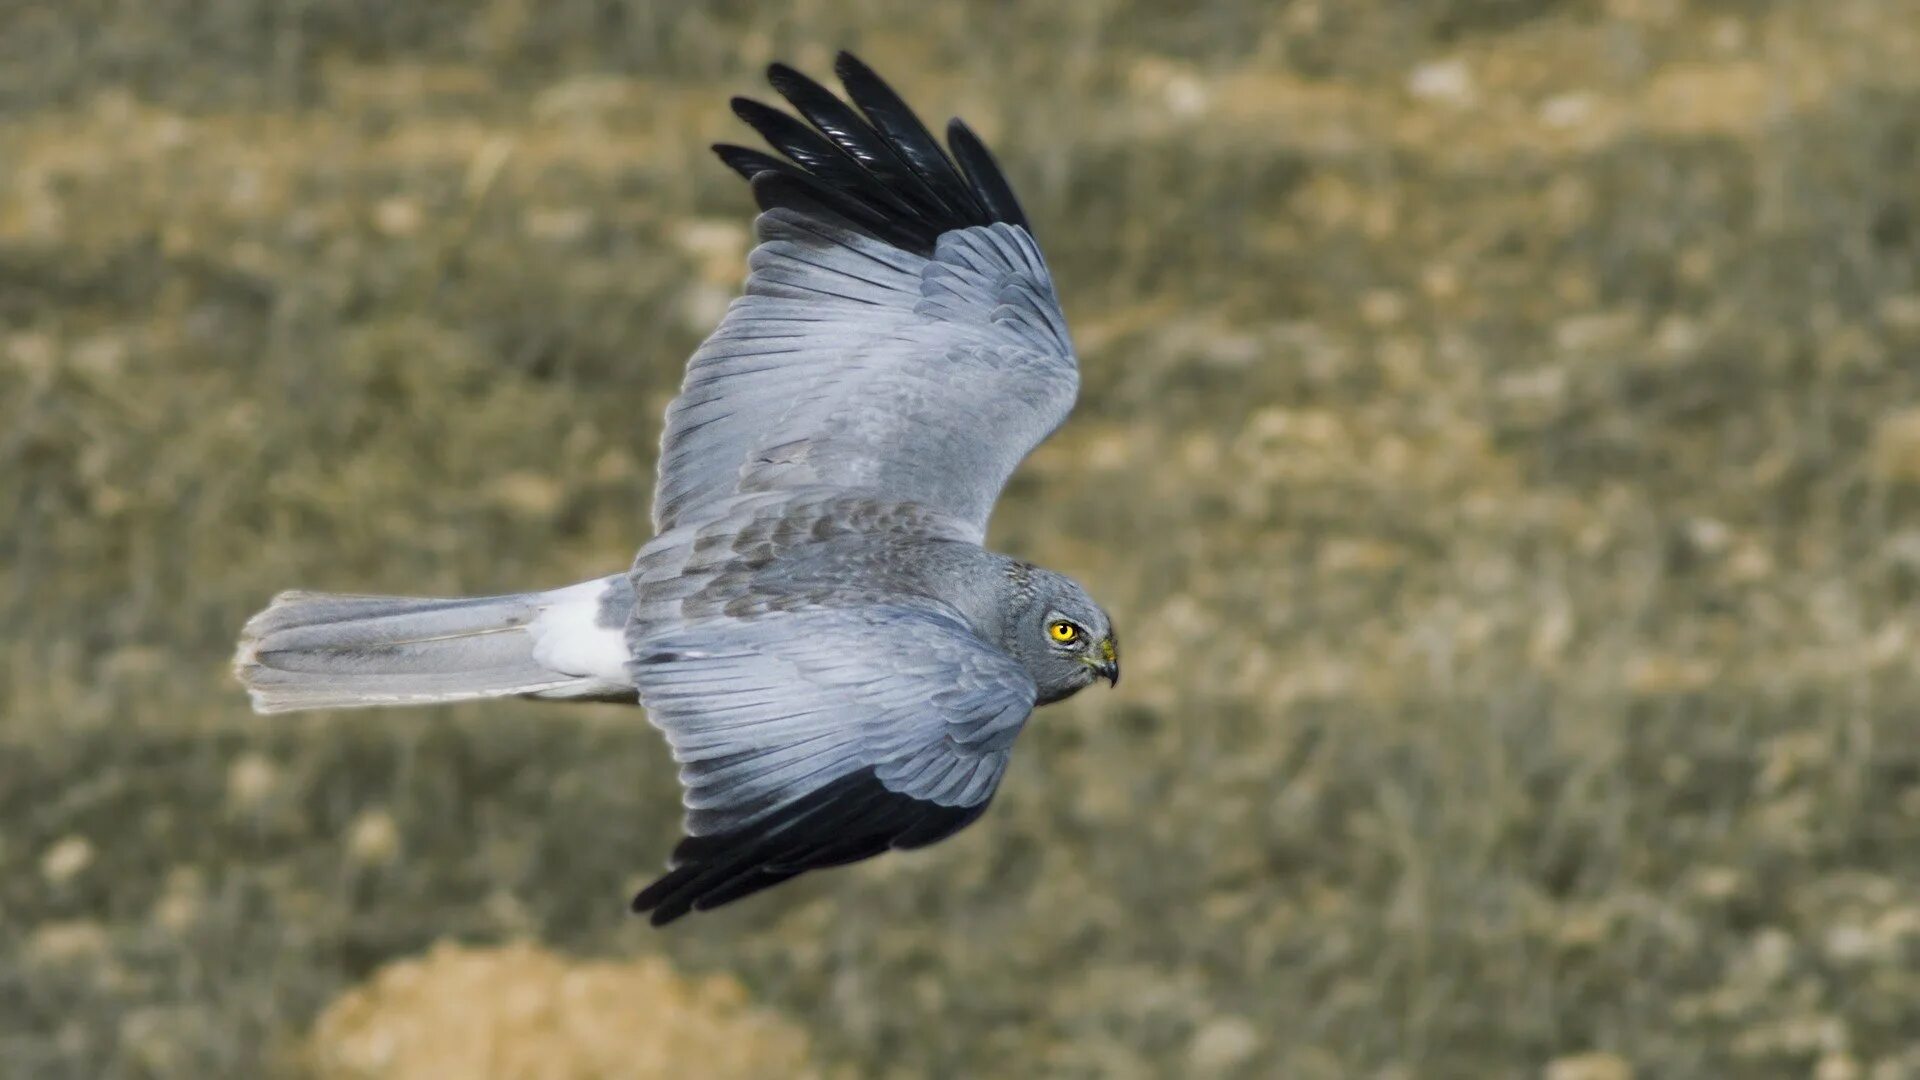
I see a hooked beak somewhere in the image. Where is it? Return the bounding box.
[1091,636,1119,687]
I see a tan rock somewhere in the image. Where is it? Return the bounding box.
[1544,1051,1633,1080]
[309,941,815,1080]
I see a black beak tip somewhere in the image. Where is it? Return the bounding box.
[1097,663,1119,687]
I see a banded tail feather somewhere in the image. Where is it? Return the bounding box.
[234,576,634,713]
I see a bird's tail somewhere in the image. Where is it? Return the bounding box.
[233,576,634,714]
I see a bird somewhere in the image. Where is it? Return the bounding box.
[234,52,1117,925]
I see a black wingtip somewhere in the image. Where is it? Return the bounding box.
[625,769,992,925]
[632,896,686,927]
[832,50,869,82]
[766,61,807,90]
[630,876,689,925]
[712,144,780,183]
[719,52,1030,256]
[947,117,1031,235]
[728,95,763,123]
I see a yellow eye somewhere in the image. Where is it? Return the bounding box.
[1048,621,1080,644]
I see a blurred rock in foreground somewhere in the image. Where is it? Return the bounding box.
[310,941,815,1080]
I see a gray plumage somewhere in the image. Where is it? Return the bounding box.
[237,581,636,713]
[653,213,1075,539]
[234,53,1118,924]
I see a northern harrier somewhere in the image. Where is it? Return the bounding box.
[237,54,1117,924]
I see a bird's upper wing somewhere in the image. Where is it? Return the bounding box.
[651,54,1077,542]
[627,603,1037,924]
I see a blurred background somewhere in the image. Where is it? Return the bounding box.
[4,0,1920,1076]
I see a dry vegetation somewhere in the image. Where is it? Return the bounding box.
[4,0,1920,1076]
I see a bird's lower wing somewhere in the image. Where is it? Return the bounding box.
[627,604,1036,924]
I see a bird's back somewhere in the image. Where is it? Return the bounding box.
[625,488,1015,646]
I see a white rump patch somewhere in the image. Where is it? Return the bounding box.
[529,578,632,690]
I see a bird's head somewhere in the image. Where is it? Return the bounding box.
[1004,567,1118,704]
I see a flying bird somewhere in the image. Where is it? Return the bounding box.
[235,53,1117,925]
